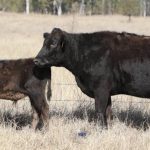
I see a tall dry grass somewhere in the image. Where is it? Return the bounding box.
[0,12,150,150]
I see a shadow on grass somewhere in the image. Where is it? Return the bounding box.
[116,108,150,130]
[49,103,150,130]
[0,112,32,130]
[0,103,150,130]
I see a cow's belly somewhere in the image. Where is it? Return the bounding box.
[75,76,94,98]
[0,91,26,101]
[120,60,150,98]
[0,78,27,100]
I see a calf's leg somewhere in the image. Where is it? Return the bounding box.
[29,92,49,131]
[30,105,39,129]
[25,78,49,131]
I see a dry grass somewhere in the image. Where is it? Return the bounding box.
[0,12,150,150]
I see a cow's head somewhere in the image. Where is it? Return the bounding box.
[34,28,65,67]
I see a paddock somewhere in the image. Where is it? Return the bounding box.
[0,12,150,150]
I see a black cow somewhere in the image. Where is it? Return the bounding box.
[34,28,150,127]
[0,58,51,130]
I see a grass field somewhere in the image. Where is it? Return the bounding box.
[0,12,150,150]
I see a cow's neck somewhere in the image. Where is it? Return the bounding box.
[63,33,83,77]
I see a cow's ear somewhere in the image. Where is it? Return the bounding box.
[60,32,65,52]
[51,28,66,52]
[43,32,50,39]
[52,28,64,39]
[61,41,65,52]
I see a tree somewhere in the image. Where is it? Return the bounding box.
[101,0,105,14]
[26,0,29,14]
[52,0,62,15]
[79,0,85,15]
[57,0,62,16]
[0,0,150,17]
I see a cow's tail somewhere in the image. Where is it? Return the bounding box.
[46,79,51,101]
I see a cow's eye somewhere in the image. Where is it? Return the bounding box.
[50,40,57,48]
[50,43,57,48]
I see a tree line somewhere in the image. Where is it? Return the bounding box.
[0,0,150,16]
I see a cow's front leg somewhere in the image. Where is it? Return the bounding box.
[106,97,113,128]
[94,82,111,128]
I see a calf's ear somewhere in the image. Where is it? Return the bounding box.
[43,32,50,39]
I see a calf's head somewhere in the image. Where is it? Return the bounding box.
[34,28,65,67]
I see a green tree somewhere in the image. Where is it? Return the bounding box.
[0,0,150,16]
[0,0,25,12]
[118,0,140,16]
